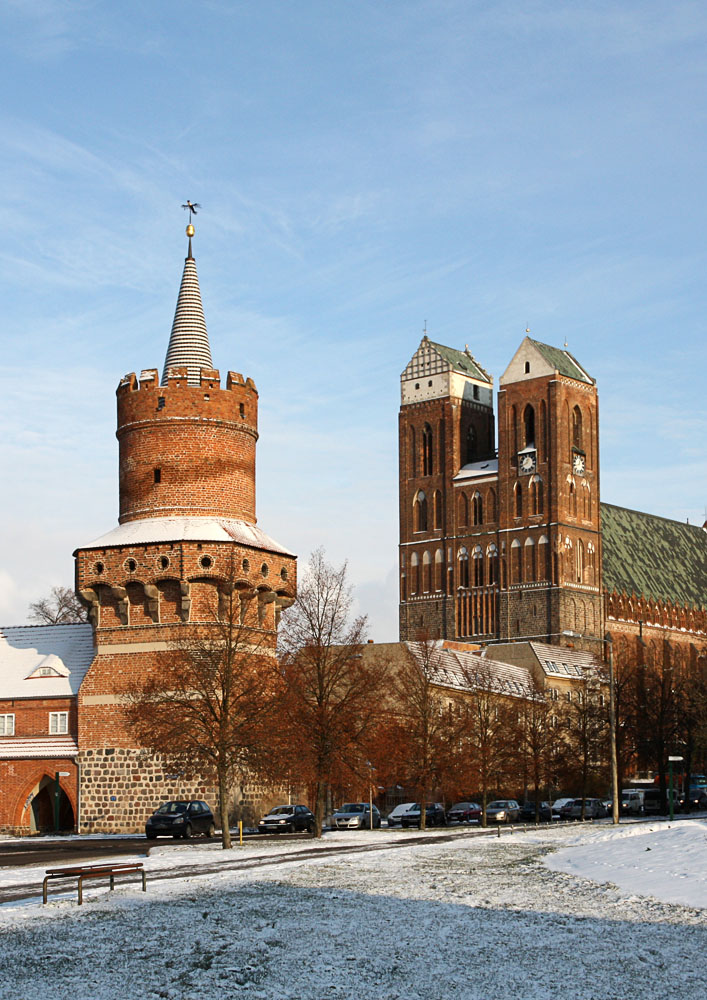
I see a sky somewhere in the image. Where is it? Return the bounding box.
[1,0,706,640]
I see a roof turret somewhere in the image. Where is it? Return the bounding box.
[162,222,213,385]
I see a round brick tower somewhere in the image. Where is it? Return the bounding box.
[72,221,296,833]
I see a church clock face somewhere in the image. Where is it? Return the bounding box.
[573,453,586,476]
[519,451,536,475]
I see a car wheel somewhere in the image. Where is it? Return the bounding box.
[183,823,193,839]
[204,822,215,838]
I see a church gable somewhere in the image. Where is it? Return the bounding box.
[601,502,707,610]
[500,336,594,386]
[401,335,491,383]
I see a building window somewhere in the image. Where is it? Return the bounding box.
[422,551,432,593]
[514,482,523,518]
[487,543,499,585]
[0,714,15,736]
[414,490,428,532]
[531,475,543,515]
[471,491,483,525]
[472,545,483,587]
[434,549,444,591]
[410,553,420,594]
[154,468,161,484]
[523,404,535,447]
[409,426,417,477]
[422,423,434,475]
[49,712,68,735]
[433,490,443,529]
[525,537,536,581]
[511,539,522,581]
[458,547,469,588]
[572,405,583,451]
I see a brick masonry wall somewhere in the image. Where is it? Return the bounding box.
[117,367,259,524]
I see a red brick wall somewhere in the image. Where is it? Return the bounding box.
[0,758,78,835]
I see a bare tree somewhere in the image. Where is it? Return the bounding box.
[29,586,87,625]
[385,637,459,830]
[125,581,279,848]
[513,676,556,821]
[278,549,387,837]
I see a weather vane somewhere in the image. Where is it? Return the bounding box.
[181,200,201,224]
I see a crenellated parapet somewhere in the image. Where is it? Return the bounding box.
[605,587,707,636]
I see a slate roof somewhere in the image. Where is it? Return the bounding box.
[526,641,604,679]
[426,340,492,383]
[601,502,707,610]
[0,623,95,700]
[529,338,594,385]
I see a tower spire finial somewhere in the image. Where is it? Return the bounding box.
[181,200,200,260]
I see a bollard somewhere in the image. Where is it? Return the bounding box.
[239,819,243,845]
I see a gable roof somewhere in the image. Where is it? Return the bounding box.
[527,338,594,385]
[601,502,707,610]
[0,623,95,700]
[406,641,533,698]
[402,336,492,384]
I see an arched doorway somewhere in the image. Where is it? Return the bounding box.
[23,775,75,833]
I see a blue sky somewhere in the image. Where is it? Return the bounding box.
[1,0,706,639]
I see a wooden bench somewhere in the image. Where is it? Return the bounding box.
[43,862,146,905]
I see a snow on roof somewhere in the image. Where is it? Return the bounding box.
[406,641,533,698]
[0,623,95,700]
[527,640,603,678]
[453,459,499,482]
[0,736,79,759]
[76,516,294,556]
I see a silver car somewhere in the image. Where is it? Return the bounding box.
[332,802,381,829]
[485,799,521,823]
[567,798,606,819]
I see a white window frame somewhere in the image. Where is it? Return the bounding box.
[0,713,15,736]
[49,711,68,735]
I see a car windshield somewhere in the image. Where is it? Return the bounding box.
[488,802,506,809]
[452,803,471,810]
[156,802,188,815]
[339,804,364,813]
[268,806,294,816]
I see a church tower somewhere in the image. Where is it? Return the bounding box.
[73,220,296,832]
[398,336,494,640]
[497,337,603,648]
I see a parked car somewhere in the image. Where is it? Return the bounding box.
[258,804,315,834]
[447,802,482,824]
[145,800,215,839]
[332,803,381,830]
[401,803,448,828]
[567,798,607,820]
[520,801,553,823]
[643,789,680,815]
[551,797,575,819]
[386,802,417,827]
[620,789,644,816]
[485,800,521,823]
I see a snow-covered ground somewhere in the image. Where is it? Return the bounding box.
[0,820,705,999]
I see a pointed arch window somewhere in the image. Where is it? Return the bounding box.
[472,545,484,587]
[525,537,536,581]
[575,539,585,583]
[458,492,469,526]
[422,550,432,593]
[514,482,523,518]
[410,552,420,595]
[511,539,522,581]
[569,478,577,517]
[414,490,428,532]
[487,543,499,585]
[458,546,469,588]
[434,549,444,591]
[523,404,535,448]
[488,487,497,523]
[433,490,443,529]
[409,426,417,477]
[472,491,483,525]
[422,423,434,476]
[572,405,583,451]
[511,405,519,458]
[531,475,543,515]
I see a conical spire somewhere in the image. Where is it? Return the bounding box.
[162,223,213,385]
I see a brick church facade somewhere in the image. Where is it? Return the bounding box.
[398,335,707,667]
[1,222,296,835]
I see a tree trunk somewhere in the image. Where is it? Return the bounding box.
[218,768,232,849]
[314,780,326,838]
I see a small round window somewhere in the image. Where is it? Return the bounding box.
[94,561,104,575]
[200,555,213,569]
[260,563,269,577]
[280,566,288,581]
[158,555,170,570]
[125,558,137,573]
[242,558,250,573]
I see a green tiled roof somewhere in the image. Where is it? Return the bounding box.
[529,339,594,385]
[601,502,707,610]
[428,340,492,383]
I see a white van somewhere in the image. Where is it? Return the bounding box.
[620,789,644,815]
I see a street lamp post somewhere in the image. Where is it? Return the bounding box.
[605,636,619,826]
